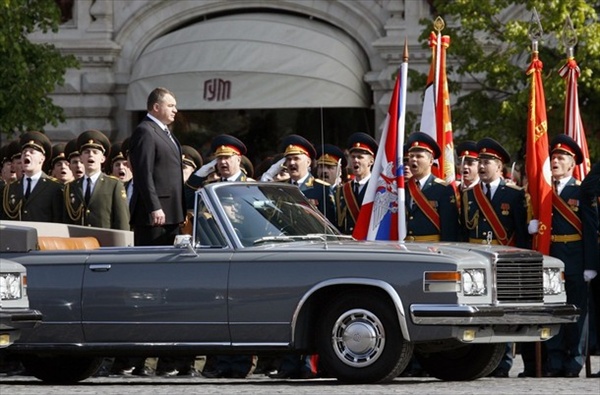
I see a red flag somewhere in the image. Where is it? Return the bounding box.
[559,57,590,180]
[526,51,552,255]
[419,32,455,186]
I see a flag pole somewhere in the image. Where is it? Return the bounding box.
[397,38,409,242]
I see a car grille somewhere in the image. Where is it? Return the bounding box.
[495,252,543,303]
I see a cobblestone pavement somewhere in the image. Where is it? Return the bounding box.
[1,356,598,394]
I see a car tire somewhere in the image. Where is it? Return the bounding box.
[316,291,412,383]
[20,355,103,384]
[414,342,505,381]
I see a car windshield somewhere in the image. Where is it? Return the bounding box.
[208,183,341,247]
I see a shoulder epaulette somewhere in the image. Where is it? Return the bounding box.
[315,178,331,187]
[433,178,448,186]
[575,179,581,186]
[505,182,523,190]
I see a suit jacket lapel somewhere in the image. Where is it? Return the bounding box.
[152,121,180,156]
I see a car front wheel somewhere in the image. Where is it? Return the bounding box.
[415,342,505,381]
[20,355,103,384]
[316,291,412,383]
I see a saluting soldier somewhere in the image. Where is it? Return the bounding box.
[1,131,64,222]
[280,134,335,225]
[533,135,598,377]
[63,130,129,230]
[315,143,345,190]
[336,132,378,235]
[461,137,529,248]
[181,145,203,183]
[184,134,248,210]
[405,132,460,242]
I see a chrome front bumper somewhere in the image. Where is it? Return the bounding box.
[410,304,580,325]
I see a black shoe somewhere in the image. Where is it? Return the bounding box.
[177,368,200,377]
[131,367,153,377]
[489,369,509,378]
[517,371,536,378]
[201,369,228,379]
[563,371,579,378]
[268,369,298,379]
[543,370,563,377]
[156,369,178,377]
[229,371,248,379]
[591,371,600,378]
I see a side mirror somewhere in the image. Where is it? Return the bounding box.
[174,234,193,248]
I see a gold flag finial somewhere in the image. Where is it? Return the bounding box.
[433,16,445,33]
[403,37,409,62]
[562,15,577,58]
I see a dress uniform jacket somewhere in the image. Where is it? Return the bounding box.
[1,174,64,222]
[291,175,336,225]
[462,179,529,248]
[335,179,369,235]
[550,177,598,276]
[64,174,130,230]
[405,175,460,242]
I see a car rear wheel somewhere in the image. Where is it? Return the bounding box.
[316,291,412,383]
[414,342,505,381]
[20,355,103,384]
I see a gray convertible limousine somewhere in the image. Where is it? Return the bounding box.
[0,182,579,384]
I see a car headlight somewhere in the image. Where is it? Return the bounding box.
[0,273,22,300]
[543,268,563,295]
[462,269,486,296]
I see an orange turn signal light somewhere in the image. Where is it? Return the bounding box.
[424,272,461,281]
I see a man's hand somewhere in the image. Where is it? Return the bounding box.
[527,219,539,235]
[260,157,286,182]
[194,159,217,178]
[151,209,166,226]
[584,270,597,282]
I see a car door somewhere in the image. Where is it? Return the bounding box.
[81,247,231,344]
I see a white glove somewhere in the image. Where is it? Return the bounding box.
[584,270,597,282]
[194,159,217,178]
[260,157,286,182]
[527,219,539,235]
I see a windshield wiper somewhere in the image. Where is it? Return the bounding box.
[253,235,296,245]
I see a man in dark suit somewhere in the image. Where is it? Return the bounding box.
[1,131,64,222]
[534,135,598,377]
[63,130,129,230]
[129,87,185,246]
[405,132,460,242]
[335,132,378,235]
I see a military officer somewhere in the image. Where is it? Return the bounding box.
[335,132,378,235]
[48,143,74,184]
[532,135,598,377]
[0,144,17,185]
[456,140,479,192]
[63,130,129,230]
[280,134,335,224]
[315,143,346,189]
[6,139,23,181]
[1,131,64,222]
[405,132,460,242]
[181,145,203,183]
[64,138,85,180]
[106,141,133,183]
[461,137,528,248]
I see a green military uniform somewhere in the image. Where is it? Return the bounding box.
[63,130,130,230]
[64,174,129,230]
[1,132,64,223]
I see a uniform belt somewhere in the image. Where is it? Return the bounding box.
[405,235,441,242]
[469,238,500,245]
[551,234,581,243]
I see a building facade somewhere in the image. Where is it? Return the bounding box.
[37,0,441,155]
